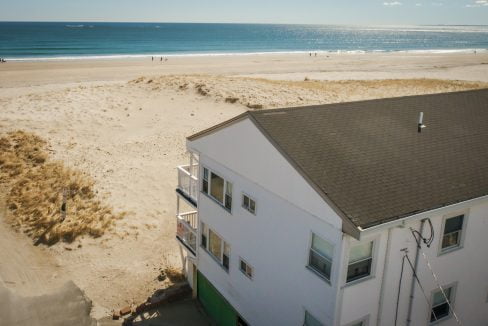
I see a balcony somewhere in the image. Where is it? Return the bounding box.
[176,211,198,256]
[176,164,198,207]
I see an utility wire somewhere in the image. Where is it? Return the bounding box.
[404,253,438,322]
[409,222,462,326]
[419,250,463,325]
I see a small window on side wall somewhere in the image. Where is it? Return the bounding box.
[347,241,373,283]
[441,214,464,252]
[242,194,256,214]
[239,258,253,279]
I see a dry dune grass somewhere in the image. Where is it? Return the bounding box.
[0,131,124,245]
[130,75,488,109]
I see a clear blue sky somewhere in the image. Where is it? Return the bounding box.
[0,0,487,25]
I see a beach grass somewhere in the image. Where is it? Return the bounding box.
[0,130,125,245]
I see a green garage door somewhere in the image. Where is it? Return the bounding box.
[197,271,238,326]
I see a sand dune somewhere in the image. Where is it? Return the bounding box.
[131,75,488,109]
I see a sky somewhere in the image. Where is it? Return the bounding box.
[0,0,487,25]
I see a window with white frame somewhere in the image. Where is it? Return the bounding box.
[304,310,324,326]
[201,225,230,271]
[239,258,253,279]
[347,241,373,283]
[242,194,256,214]
[441,215,464,252]
[430,286,454,323]
[202,167,232,211]
[308,233,333,281]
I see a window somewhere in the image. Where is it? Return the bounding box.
[239,258,253,279]
[225,182,232,210]
[202,167,233,212]
[304,310,324,326]
[210,172,224,202]
[430,286,454,323]
[242,194,256,214]
[201,222,208,248]
[308,233,333,281]
[209,229,222,259]
[202,168,209,194]
[347,241,373,283]
[201,225,230,271]
[223,242,230,270]
[441,215,464,252]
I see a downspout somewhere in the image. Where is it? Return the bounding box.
[376,227,393,326]
[333,235,349,326]
[406,219,426,326]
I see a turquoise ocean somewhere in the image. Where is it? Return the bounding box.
[0,22,487,60]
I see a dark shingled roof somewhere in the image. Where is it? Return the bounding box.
[190,89,488,233]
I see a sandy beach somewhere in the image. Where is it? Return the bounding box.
[1,51,488,320]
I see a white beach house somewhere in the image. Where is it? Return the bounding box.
[175,89,488,326]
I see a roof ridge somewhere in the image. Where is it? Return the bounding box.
[250,87,488,115]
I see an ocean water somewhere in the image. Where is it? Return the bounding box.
[0,22,487,60]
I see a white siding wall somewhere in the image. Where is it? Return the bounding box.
[189,118,344,326]
[340,199,488,326]
[189,118,342,230]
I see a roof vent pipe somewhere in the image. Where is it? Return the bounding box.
[418,112,426,133]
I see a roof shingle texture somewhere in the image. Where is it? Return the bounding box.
[250,89,488,229]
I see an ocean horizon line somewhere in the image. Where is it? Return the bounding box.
[1,21,488,27]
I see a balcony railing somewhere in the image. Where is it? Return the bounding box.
[176,211,198,255]
[177,164,198,207]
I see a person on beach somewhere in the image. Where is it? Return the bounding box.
[160,57,163,62]
[152,56,154,61]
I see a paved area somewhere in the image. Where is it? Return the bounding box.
[0,280,96,326]
[98,299,212,326]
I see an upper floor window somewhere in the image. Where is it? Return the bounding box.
[441,214,464,252]
[202,167,232,211]
[347,241,373,283]
[242,194,256,214]
[201,224,230,271]
[308,233,333,281]
[304,310,324,326]
[430,285,455,323]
